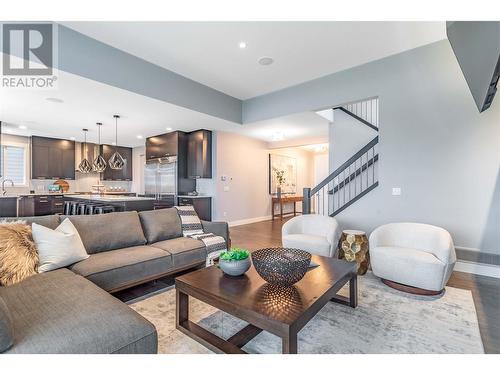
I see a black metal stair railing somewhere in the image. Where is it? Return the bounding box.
[303,98,380,217]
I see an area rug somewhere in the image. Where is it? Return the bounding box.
[129,272,484,354]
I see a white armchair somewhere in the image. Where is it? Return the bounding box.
[282,215,341,257]
[369,223,456,294]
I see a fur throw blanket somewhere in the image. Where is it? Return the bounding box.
[0,222,39,286]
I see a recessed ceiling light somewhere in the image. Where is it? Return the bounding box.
[112,142,117,146]
[136,135,143,139]
[258,56,274,66]
[18,125,27,130]
[166,127,172,131]
[46,97,64,103]
[271,132,284,141]
[70,136,76,141]
[238,41,247,49]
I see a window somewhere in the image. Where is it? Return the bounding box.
[1,144,27,185]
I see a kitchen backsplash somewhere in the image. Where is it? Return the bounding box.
[5,173,132,194]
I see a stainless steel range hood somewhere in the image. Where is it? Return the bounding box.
[446,21,500,112]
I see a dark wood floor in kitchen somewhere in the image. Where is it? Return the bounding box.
[114,218,500,354]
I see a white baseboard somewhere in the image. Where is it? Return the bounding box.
[228,215,272,227]
[455,261,500,279]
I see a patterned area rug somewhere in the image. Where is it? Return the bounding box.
[129,272,484,354]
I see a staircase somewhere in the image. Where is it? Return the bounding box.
[303,98,379,217]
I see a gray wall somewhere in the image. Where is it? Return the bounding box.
[329,109,378,170]
[244,40,500,254]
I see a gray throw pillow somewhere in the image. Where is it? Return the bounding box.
[139,208,182,244]
[0,296,14,352]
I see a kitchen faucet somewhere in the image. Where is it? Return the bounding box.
[2,179,14,195]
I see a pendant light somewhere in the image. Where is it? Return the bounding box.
[78,129,93,173]
[108,114,125,170]
[93,122,107,172]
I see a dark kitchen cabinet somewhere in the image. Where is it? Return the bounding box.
[100,145,133,181]
[178,196,212,221]
[18,196,34,217]
[146,132,178,160]
[0,122,2,178]
[0,197,17,217]
[187,130,212,179]
[31,136,75,180]
[18,194,64,216]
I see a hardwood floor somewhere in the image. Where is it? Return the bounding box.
[115,218,500,354]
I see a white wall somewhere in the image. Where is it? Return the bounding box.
[329,109,378,171]
[213,131,314,224]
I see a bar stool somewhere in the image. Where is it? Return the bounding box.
[94,205,116,215]
[63,201,72,215]
[70,201,80,215]
[84,204,96,215]
[77,203,87,215]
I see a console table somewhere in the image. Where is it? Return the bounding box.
[272,195,303,220]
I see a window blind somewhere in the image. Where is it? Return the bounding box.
[1,145,26,184]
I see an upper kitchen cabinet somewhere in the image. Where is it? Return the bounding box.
[100,145,133,181]
[31,136,75,180]
[187,130,212,179]
[146,132,178,160]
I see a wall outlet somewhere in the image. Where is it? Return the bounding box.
[392,187,402,196]
[223,185,230,192]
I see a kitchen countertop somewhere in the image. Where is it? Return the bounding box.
[68,195,155,202]
[177,195,212,199]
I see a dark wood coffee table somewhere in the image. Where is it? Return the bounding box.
[175,255,357,354]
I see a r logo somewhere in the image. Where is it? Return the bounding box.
[2,23,53,76]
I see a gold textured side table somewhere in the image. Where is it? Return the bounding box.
[337,230,370,275]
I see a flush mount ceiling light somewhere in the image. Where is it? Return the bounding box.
[271,132,284,141]
[136,135,143,139]
[166,127,172,131]
[70,137,76,141]
[45,97,64,103]
[258,56,274,66]
[93,122,107,173]
[78,129,93,173]
[238,41,247,49]
[18,125,27,130]
[108,115,125,170]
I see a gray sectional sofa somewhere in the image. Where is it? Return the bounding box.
[0,208,230,354]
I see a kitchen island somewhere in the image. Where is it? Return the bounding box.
[64,195,155,213]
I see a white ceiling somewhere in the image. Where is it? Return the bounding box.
[62,21,446,99]
[0,64,239,147]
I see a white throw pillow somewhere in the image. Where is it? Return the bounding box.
[32,218,89,273]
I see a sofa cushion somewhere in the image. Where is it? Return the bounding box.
[0,296,13,352]
[0,215,61,230]
[152,237,206,268]
[0,268,157,353]
[70,245,173,292]
[139,208,182,244]
[61,212,147,254]
[370,246,446,291]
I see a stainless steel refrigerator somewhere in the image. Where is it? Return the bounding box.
[144,156,177,209]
